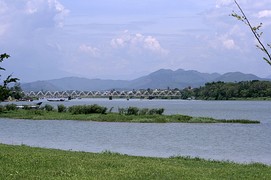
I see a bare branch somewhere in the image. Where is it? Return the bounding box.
[232,0,271,65]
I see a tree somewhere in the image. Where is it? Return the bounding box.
[0,53,20,101]
[231,0,271,66]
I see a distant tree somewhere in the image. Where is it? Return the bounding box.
[231,0,271,66]
[192,81,271,100]
[0,53,20,101]
[9,83,24,100]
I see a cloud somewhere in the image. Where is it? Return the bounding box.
[0,0,69,47]
[215,0,233,8]
[0,24,8,37]
[144,36,167,54]
[0,0,69,36]
[24,0,69,27]
[222,38,236,49]
[111,31,168,55]
[0,1,8,14]
[204,1,271,51]
[257,10,271,18]
[206,34,239,51]
[0,0,70,81]
[78,44,100,57]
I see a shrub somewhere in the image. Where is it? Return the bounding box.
[148,109,156,115]
[57,104,66,113]
[148,108,164,115]
[169,114,192,122]
[127,107,139,115]
[88,104,107,114]
[118,107,164,116]
[118,107,126,115]
[68,104,107,115]
[139,108,149,115]
[0,105,5,113]
[68,106,77,114]
[33,110,44,115]
[108,107,114,113]
[44,104,54,111]
[5,104,17,111]
[22,105,31,110]
[155,108,164,115]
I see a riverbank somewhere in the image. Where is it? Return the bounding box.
[0,109,260,123]
[0,144,270,179]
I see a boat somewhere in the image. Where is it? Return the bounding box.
[16,102,42,109]
[47,98,66,102]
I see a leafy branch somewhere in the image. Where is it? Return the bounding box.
[0,53,10,71]
[231,0,271,65]
[0,53,20,101]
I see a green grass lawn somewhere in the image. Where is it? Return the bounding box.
[0,109,260,124]
[0,144,270,179]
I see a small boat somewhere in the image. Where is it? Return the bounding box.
[47,98,66,102]
[16,102,42,109]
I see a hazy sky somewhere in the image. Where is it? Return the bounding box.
[1,0,271,82]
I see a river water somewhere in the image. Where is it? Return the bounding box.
[0,99,270,164]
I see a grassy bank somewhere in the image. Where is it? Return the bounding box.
[0,109,260,124]
[0,144,270,179]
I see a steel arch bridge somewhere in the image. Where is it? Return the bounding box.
[23,89,182,99]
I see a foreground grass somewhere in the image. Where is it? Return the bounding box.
[0,144,270,180]
[0,109,260,124]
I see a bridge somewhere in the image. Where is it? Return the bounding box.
[23,89,182,99]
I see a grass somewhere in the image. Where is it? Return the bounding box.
[0,109,260,124]
[0,144,270,179]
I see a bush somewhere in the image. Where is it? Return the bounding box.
[169,114,192,122]
[57,104,66,113]
[22,105,31,110]
[0,105,5,113]
[5,104,17,111]
[127,107,139,115]
[108,107,114,113]
[148,108,164,115]
[139,108,149,115]
[68,104,107,115]
[155,108,164,115]
[44,104,54,111]
[88,104,107,114]
[118,107,126,115]
[33,110,45,115]
[118,107,164,116]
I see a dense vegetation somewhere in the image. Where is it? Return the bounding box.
[181,80,271,100]
[0,103,260,124]
[0,53,22,101]
[0,144,270,179]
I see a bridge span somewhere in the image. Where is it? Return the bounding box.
[23,89,182,99]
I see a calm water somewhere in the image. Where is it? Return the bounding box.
[0,99,271,164]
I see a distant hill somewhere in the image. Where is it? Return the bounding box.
[21,81,61,92]
[214,72,263,82]
[48,77,129,91]
[21,69,266,91]
[127,69,220,89]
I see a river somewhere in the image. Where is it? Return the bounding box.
[0,99,270,164]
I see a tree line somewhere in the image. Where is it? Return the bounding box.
[181,80,271,100]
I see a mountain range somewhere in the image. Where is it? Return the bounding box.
[21,69,270,91]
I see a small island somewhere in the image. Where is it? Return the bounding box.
[0,103,260,124]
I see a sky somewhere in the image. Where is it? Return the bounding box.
[1,0,271,82]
